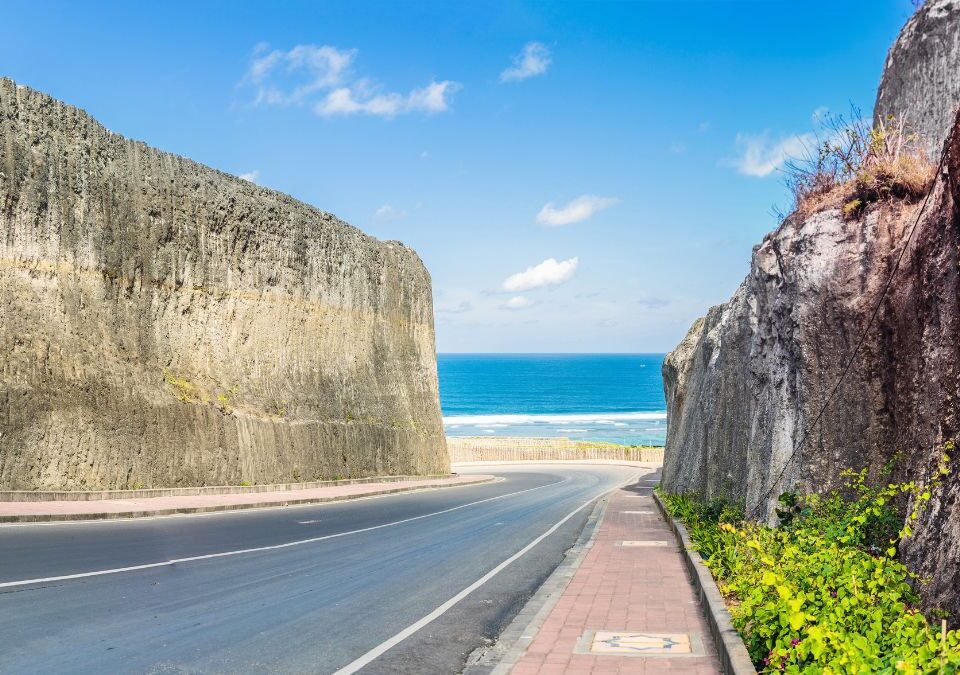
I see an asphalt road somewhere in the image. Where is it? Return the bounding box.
[0,463,644,674]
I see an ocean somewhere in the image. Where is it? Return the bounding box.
[438,353,667,446]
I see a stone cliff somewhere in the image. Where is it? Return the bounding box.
[875,0,960,158]
[0,78,449,490]
[662,3,960,615]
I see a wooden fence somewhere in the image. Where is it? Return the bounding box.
[447,436,664,464]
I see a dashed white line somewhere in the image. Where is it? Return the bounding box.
[0,477,570,590]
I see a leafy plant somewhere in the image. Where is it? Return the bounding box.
[660,445,957,673]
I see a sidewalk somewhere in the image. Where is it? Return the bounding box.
[507,473,722,674]
[0,474,494,522]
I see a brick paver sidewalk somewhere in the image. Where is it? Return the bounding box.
[511,474,722,674]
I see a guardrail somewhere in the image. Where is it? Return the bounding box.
[447,436,664,463]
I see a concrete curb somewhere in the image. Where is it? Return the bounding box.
[462,468,650,674]
[453,460,662,470]
[463,493,613,674]
[0,476,496,523]
[0,474,457,502]
[653,492,757,675]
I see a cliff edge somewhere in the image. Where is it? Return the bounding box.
[0,78,449,490]
[662,4,960,615]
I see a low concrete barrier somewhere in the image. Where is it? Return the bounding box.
[447,436,664,464]
[653,492,757,675]
[0,474,454,502]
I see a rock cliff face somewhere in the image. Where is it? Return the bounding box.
[875,0,960,158]
[664,114,960,614]
[663,5,960,614]
[0,78,448,490]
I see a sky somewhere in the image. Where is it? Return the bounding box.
[1,1,921,353]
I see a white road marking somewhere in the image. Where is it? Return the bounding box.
[0,477,570,589]
[297,520,322,525]
[332,473,643,675]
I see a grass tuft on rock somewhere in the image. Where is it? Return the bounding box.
[783,109,934,221]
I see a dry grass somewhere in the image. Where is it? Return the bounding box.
[783,110,934,220]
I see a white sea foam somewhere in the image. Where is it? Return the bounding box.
[442,411,667,425]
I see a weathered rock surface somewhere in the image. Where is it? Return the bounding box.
[664,5,960,614]
[0,78,448,490]
[663,117,960,614]
[875,0,960,159]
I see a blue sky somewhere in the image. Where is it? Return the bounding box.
[2,1,919,352]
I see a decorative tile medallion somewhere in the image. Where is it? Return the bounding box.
[618,540,671,547]
[589,631,692,655]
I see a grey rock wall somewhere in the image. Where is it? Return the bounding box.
[663,2,960,615]
[0,78,449,490]
[875,0,960,159]
[662,114,960,616]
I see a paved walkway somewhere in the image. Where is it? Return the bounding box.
[510,474,722,674]
[0,474,493,522]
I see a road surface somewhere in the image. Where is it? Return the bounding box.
[0,463,644,674]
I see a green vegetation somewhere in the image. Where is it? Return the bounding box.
[660,446,958,674]
[784,110,934,221]
[216,385,239,413]
[163,370,208,404]
[267,400,287,418]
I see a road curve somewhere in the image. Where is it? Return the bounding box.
[0,463,646,674]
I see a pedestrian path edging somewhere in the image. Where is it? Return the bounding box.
[0,474,458,502]
[653,491,757,675]
[0,476,497,523]
[462,491,614,674]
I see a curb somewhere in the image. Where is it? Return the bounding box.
[462,468,649,674]
[452,460,662,470]
[653,492,757,675]
[463,497,611,674]
[0,476,496,523]
[0,473,457,502]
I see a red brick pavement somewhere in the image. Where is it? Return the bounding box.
[510,480,722,674]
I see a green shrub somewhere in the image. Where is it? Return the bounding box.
[660,447,958,673]
[783,109,933,221]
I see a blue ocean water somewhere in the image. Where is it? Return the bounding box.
[438,353,667,446]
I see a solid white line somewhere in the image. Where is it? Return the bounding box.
[0,477,570,589]
[332,472,641,675]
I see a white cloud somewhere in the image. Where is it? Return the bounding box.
[314,80,459,117]
[731,132,814,177]
[536,195,619,226]
[500,42,551,82]
[245,44,355,106]
[374,204,406,221]
[239,170,260,183]
[503,257,579,292]
[436,299,472,314]
[243,43,458,118]
[501,295,534,310]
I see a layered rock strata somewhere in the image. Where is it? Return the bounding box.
[0,78,448,490]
